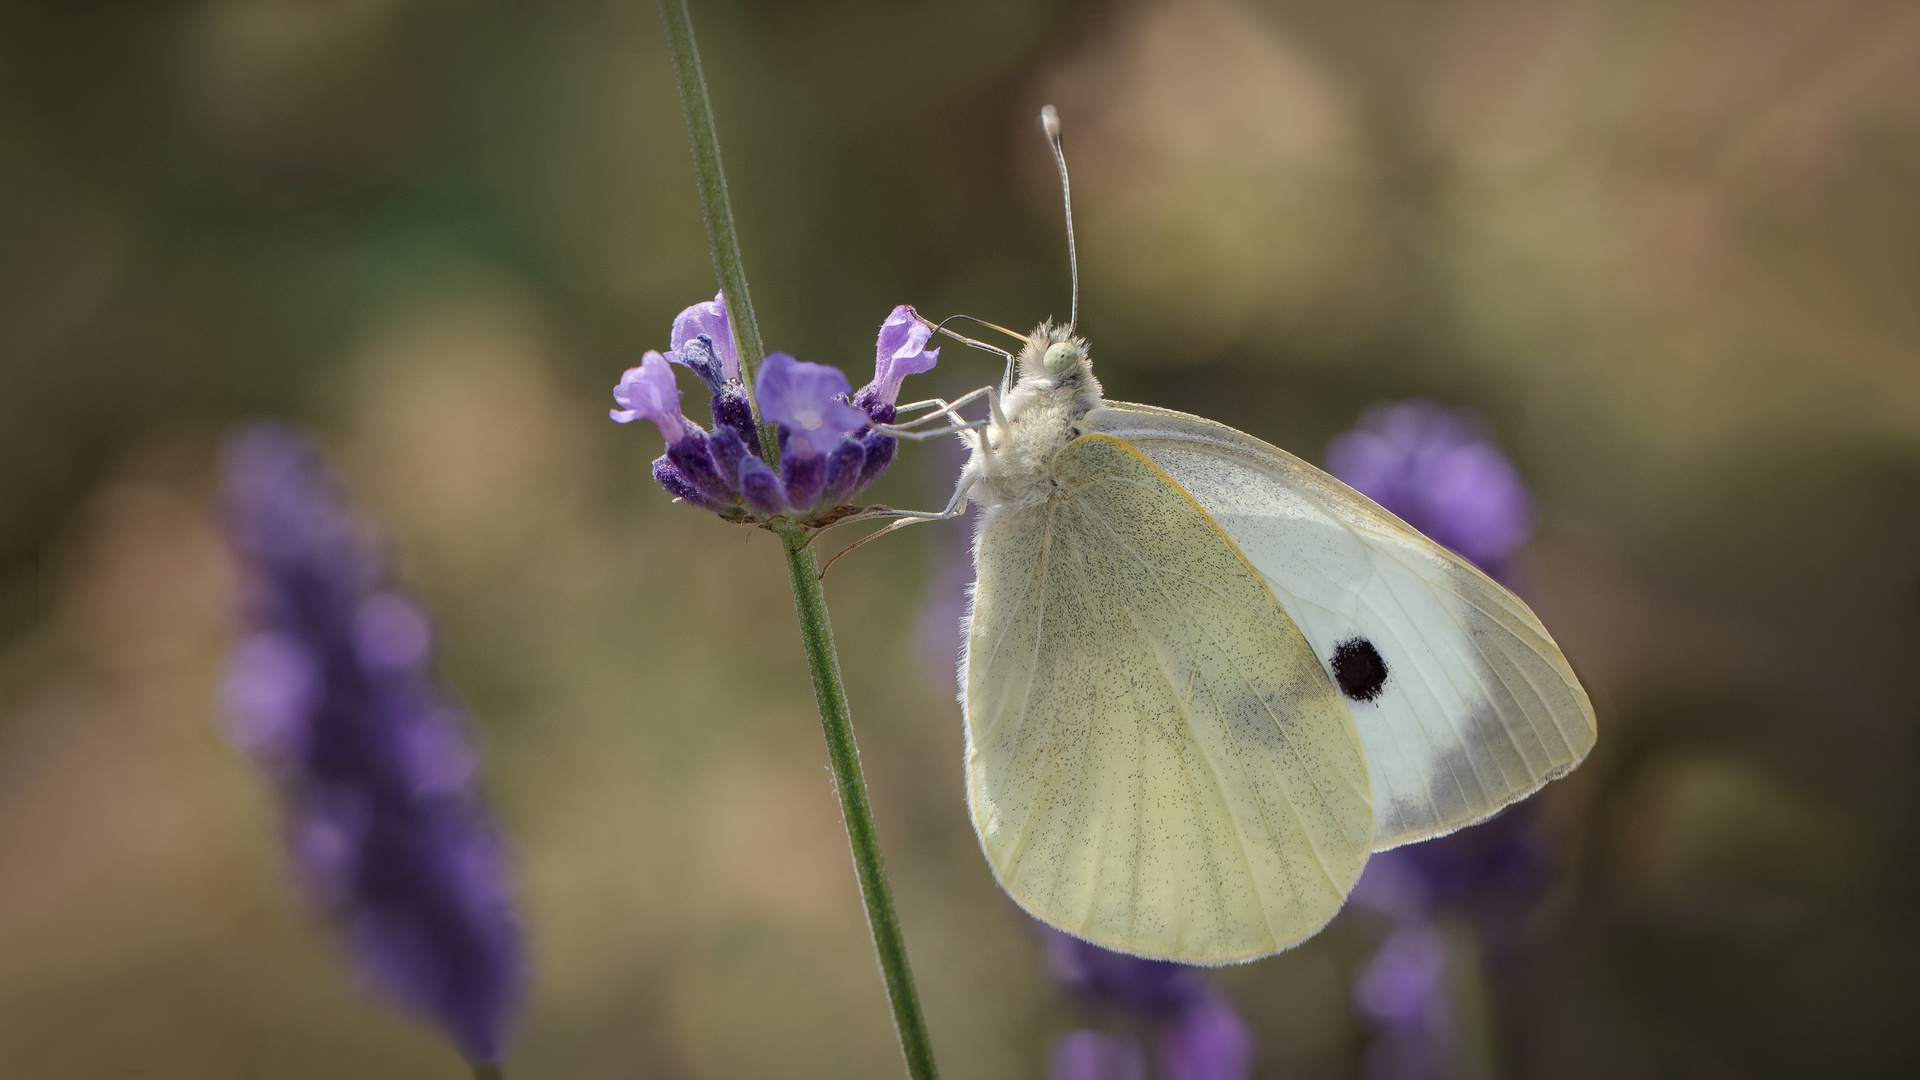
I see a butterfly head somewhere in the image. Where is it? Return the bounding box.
[1020,321,1090,384]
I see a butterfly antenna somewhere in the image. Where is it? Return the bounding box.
[945,314,1030,345]
[1040,105,1078,334]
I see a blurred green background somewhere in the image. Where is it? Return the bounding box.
[2,0,1918,1076]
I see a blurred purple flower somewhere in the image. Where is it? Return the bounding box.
[1046,928,1209,1019]
[1043,928,1253,1080]
[1325,399,1534,578]
[1327,400,1554,1080]
[1158,987,1255,1080]
[1351,921,1454,1080]
[1052,1030,1147,1080]
[220,423,524,1066]
[612,295,937,523]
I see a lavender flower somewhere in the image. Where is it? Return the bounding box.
[1043,929,1253,1080]
[1324,400,1534,579]
[220,423,525,1066]
[1327,400,1550,1080]
[667,291,740,383]
[611,296,938,525]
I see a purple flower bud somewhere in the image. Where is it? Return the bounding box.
[709,383,763,458]
[611,352,695,444]
[219,424,525,1065]
[815,437,868,509]
[853,425,898,492]
[668,291,739,383]
[1051,1031,1147,1080]
[1158,987,1254,1080]
[665,432,738,508]
[1325,400,1534,576]
[756,352,871,459]
[706,426,752,496]
[859,304,940,408]
[652,456,728,513]
[736,455,788,517]
[780,441,829,511]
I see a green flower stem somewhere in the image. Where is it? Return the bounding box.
[472,1065,503,1080]
[779,527,940,1080]
[658,2,940,1074]
[657,0,780,464]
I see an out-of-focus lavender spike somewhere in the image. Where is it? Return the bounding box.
[1041,928,1253,1080]
[220,423,525,1066]
[1158,987,1255,1080]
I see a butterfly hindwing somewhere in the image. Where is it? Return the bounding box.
[1082,403,1597,850]
[962,433,1372,964]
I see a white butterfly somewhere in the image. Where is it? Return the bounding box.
[880,107,1594,966]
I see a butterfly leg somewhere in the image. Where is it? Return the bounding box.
[874,385,999,441]
[816,475,976,577]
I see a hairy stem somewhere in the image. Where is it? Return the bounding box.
[779,527,940,1080]
[658,0,780,463]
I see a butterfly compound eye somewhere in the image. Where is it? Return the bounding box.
[1043,341,1080,374]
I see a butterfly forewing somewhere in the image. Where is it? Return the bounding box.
[1082,403,1597,850]
[963,433,1372,964]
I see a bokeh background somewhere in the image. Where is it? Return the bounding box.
[3,0,1918,1076]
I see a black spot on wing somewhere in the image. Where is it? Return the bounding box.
[1330,637,1388,702]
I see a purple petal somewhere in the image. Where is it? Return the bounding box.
[860,304,940,407]
[1051,1031,1147,1080]
[755,352,870,458]
[669,291,739,382]
[611,352,694,444]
